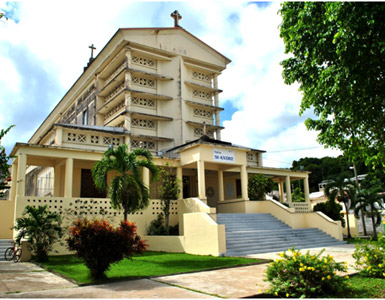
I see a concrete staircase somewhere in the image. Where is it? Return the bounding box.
[0,239,13,261]
[217,213,346,256]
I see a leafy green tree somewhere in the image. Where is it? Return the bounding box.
[158,165,181,234]
[92,144,158,221]
[354,188,384,239]
[280,2,385,168]
[248,174,275,200]
[13,205,62,262]
[324,175,357,238]
[0,125,14,198]
[291,187,305,202]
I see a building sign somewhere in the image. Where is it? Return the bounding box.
[213,148,235,163]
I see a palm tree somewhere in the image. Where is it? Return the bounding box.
[13,205,62,262]
[324,174,357,239]
[92,144,158,221]
[354,188,384,239]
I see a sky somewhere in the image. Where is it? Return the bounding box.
[0,0,342,168]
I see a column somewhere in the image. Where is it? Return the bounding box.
[16,153,27,197]
[240,165,249,200]
[64,158,73,198]
[54,165,62,197]
[218,170,224,202]
[176,167,183,200]
[304,177,310,203]
[55,127,63,146]
[142,167,150,189]
[278,181,285,203]
[213,75,221,140]
[10,161,18,201]
[285,176,292,203]
[197,160,206,201]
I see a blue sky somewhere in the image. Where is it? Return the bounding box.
[0,1,341,168]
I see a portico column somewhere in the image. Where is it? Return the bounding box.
[142,167,150,189]
[218,170,224,202]
[176,167,183,200]
[64,158,73,198]
[285,176,292,203]
[197,160,206,201]
[54,165,62,197]
[240,165,249,200]
[304,176,310,202]
[278,181,285,203]
[16,153,27,197]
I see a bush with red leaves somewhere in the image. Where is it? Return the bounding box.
[67,219,147,279]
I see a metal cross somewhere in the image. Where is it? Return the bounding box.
[89,44,96,59]
[171,10,182,27]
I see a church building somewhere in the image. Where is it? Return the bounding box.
[0,11,344,257]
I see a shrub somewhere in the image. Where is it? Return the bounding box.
[314,201,346,227]
[67,219,147,279]
[13,205,62,262]
[265,248,350,298]
[147,213,179,236]
[353,232,385,278]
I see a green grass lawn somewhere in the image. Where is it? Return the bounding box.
[40,251,264,284]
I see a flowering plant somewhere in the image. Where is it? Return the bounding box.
[353,232,385,278]
[265,247,350,298]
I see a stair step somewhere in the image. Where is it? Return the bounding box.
[217,213,345,256]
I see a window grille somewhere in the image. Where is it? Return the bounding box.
[193,108,212,118]
[192,71,211,82]
[193,89,211,100]
[132,76,156,88]
[132,97,155,108]
[131,118,155,129]
[132,55,156,69]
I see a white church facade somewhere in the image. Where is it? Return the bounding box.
[0,13,343,257]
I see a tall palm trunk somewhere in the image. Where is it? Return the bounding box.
[370,205,377,239]
[344,202,352,238]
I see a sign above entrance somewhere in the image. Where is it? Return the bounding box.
[213,148,235,163]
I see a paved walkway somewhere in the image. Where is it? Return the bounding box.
[0,244,356,299]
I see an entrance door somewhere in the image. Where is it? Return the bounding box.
[80,169,106,198]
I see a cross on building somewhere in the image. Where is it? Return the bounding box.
[171,10,182,27]
[89,44,96,60]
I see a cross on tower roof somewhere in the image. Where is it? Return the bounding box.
[171,10,182,27]
[89,44,96,60]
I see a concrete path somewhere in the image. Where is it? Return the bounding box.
[0,244,357,299]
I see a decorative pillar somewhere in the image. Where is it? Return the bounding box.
[10,161,18,201]
[197,160,206,201]
[54,165,62,197]
[285,176,292,203]
[218,170,224,202]
[240,165,249,200]
[16,153,27,197]
[64,158,73,198]
[176,167,183,200]
[142,167,150,189]
[213,75,221,140]
[278,181,285,203]
[304,176,310,203]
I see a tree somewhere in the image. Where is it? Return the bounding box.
[0,125,14,198]
[92,144,158,221]
[158,165,181,234]
[324,175,357,238]
[279,2,385,168]
[354,188,384,239]
[13,205,62,262]
[248,174,275,200]
[291,187,305,202]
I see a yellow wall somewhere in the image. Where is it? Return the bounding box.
[0,199,14,238]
